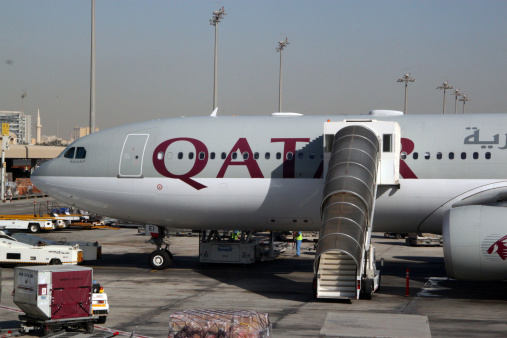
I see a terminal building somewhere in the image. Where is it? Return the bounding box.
[0,111,32,144]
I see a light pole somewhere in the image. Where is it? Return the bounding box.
[56,96,59,146]
[436,81,453,114]
[459,94,471,114]
[276,38,289,113]
[90,0,96,134]
[451,89,462,114]
[210,7,226,111]
[397,73,415,114]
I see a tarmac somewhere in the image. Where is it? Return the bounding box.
[1,198,507,337]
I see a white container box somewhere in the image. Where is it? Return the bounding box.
[14,265,93,320]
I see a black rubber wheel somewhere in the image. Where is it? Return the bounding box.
[85,321,94,333]
[43,324,53,336]
[28,223,41,233]
[96,316,107,324]
[49,258,62,265]
[149,250,171,270]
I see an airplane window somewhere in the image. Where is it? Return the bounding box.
[413,152,418,160]
[178,152,183,160]
[189,152,194,160]
[166,152,173,160]
[424,152,430,160]
[461,152,466,160]
[286,152,293,160]
[243,152,249,160]
[232,153,238,160]
[473,152,479,160]
[265,152,270,160]
[254,152,259,160]
[221,152,226,160]
[276,152,282,160]
[198,152,205,160]
[64,147,75,159]
[486,152,491,159]
[210,152,215,160]
[75,147,86,159]
[449,152,454,160]
[437,152,442,160]
[309,153,315,160]
[400,152,407,160]
[298,152,304,160]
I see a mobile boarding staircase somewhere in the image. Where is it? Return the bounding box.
[313,120,400,300]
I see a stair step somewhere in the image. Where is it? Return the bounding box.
[317,291,357,299]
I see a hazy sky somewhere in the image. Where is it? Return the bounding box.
[1,0,506,138]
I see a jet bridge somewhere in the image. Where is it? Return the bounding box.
[314,120,400,300]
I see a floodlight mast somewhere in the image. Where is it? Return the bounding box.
[210,7,226,111]
[459,94,471,114]
[451,89,462,114]
[90,0,96,134]
[277,38,289,113]
[436,81,453,114]
[397,73,415,114]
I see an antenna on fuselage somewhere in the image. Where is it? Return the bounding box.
[210,107,218,117]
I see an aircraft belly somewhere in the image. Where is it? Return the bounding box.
[35,176,502,233]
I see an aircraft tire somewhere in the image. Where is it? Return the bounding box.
[149,250,171,270]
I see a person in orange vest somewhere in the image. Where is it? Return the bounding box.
[294,231,302,257]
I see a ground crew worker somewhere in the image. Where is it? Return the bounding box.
[294,231,303,256]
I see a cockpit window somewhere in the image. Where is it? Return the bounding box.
[64,147,75,159]
[75,147,87,159]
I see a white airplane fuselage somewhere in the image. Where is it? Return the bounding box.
[31,113,507,234]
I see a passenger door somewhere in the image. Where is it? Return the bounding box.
[119,134,149,178]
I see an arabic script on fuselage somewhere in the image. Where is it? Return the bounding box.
[464,127,507,149]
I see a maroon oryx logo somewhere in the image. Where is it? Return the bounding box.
[487,235,507,260]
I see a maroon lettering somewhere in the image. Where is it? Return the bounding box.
[217,138,264,178]
[271,138,310,178]
[152,138,208,190]
[400,138,418,179]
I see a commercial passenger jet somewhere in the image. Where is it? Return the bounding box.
[31,111,507,291]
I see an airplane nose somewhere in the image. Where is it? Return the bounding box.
[31,160,52,192]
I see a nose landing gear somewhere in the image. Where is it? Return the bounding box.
[147,226,173,270]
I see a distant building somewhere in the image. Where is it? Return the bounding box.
[0,111,32,144]
[36,109,42,144]
[70,126,99,142]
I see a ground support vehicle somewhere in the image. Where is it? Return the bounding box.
[384,232,409,239]
[406,233,443,246]
[0,230,83,266]
[14,266,95,335]
[19,314,97,336]
[0,219,54,233]
[12,233,101,262]
[92,282,109,324]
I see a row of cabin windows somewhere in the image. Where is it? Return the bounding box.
[402,151,492,160]
[172,151,323,161]
[63,147,87,159]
